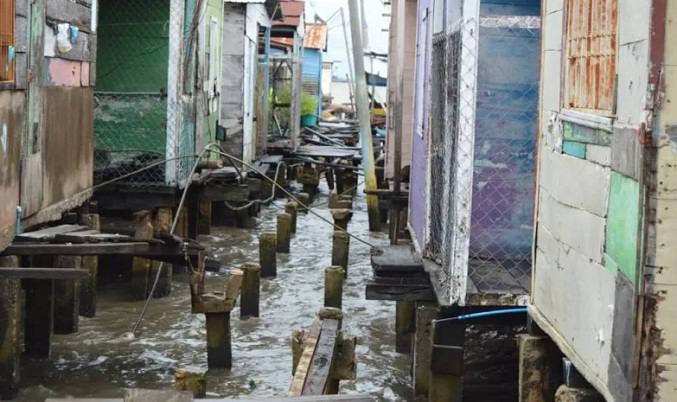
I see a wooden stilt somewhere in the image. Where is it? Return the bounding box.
[53,255,82,334]
[276,213,292,253]
[79,212,99,317]
[205,312,232,369]
[131,210,154,301]
[395,301,415,354]
[331,231,350,276]
[258,232,277,278]
[24,256,55,358]
[285,201,298,234]
[324,266,345,309]
[240,263,261,319]
[0,257,21,400]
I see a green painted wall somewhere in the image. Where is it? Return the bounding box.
[605,172,641,284]
[94,0,171,170]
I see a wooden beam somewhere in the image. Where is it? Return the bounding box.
[365,281,435,302]
[302,319,340,395]
[289,319,323,396]
[0,268,89,280]
[2,243,149,256]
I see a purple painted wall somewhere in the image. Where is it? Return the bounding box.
[408,0,432,251]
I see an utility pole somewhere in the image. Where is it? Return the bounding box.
[360,0,369,51]
[340,8,356,115]
[347,0,380,231]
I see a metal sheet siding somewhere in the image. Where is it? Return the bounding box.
[302,48,322,110]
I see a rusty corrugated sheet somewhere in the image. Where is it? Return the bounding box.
[273,23,328,49]
[566,0,617,113]
[42,87,93,208]
[272,0,304,27]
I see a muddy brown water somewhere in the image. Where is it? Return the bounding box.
[14,184,521,402]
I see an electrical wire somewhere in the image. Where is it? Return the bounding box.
[207,149,376,248]
[221,161,284,211]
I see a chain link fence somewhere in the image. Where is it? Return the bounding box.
[93,0,195,187]
[427,15,540,299]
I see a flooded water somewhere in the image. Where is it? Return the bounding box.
[15,184,413,401]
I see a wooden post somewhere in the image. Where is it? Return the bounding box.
[413,302,437,399]
[131,210,154,301]
[275,162,287,198]
[187,201,199,240]
[324,266,345,309]
[330,209,352,231]
[395,301,415,354]
[276,212,292,253]
[198,201,212,235]
[79,212,100,317]
[258,232,277,278]
[285,201,298,234]
[236,208,254,229]
[240,263,261,319]
[337,196,353,210]
[173,366,207,398]
[0,257,21,400]
[53,255,82,334]
[287,164,297,182]
[297,193,310,213]
[153,208,173,298]
[205,312,232,369]
[518,334,560,402]
[331,230,350,276]
[24,256,54,358]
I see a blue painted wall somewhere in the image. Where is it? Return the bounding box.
[302,48,323,114]
[469,1,541,260]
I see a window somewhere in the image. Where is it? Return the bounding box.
[565,0,618,115]
[0,0,14,83]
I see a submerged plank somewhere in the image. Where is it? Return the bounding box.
[302,319,340,395]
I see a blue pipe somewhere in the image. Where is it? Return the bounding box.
[15,206,22,235]
[433,307,528,323]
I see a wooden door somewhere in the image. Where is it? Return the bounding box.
[21,0,45,216]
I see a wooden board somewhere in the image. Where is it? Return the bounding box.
[0,268,90,280]
[54,231,134,244]
[302,319,340,395]
[289,319,323,396]
[2,243,149,256]
[365,281,435,302]
[15,225,89,242]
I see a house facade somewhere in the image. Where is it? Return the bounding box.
[407,0,540,305]
[0,0,98,253]
[526,0,677,400]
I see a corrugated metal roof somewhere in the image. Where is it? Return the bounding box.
[271,23,327,50]
[272,0,304,27]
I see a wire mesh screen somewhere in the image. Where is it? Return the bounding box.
[93,0,194,187]
[441,16,540,299]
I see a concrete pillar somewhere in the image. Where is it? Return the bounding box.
[518,334,560,402]
[53,255,82,334]
[413,303,437,399]
[79,213,99,317]
[429,320,465,402]
[554,386,604,402]
[0,256,21,399]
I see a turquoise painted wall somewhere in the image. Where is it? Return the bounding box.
[605,172,640,284]
[203,0,223,151]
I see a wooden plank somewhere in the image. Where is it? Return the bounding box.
[0,268,90,280]
[289,319,324,396]
[54,231,133,244]
[46,395,375,401]
[365,281,435,302]
[46,0,93,33]
[302,319,340,395]
[15,225,89,242]
[2,243,149,256]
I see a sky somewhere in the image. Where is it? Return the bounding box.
[303,0,390,79]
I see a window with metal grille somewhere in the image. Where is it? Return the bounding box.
[565,0,617,115]
[0,0,14,83]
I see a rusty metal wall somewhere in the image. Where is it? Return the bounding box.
[42,87,94,208]
[565,0,618,113]
[0,91,24,251]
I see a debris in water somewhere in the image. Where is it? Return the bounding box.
[248,380,257,389]
[88,356,109,366]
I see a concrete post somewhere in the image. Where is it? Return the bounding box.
[518,334,560,402]
[413,303,437,398]
[79,213,99,317]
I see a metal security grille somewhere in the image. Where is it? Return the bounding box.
[438,16,540,301]
[0,0,14,83]
[93,0,195,188]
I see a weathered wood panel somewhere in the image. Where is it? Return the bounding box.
[42,87,94,209]
[46,0,93,33]
[44,27,97,62]
[14,15,27,52]
[220,3,246,160]
[0,92,25,251]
